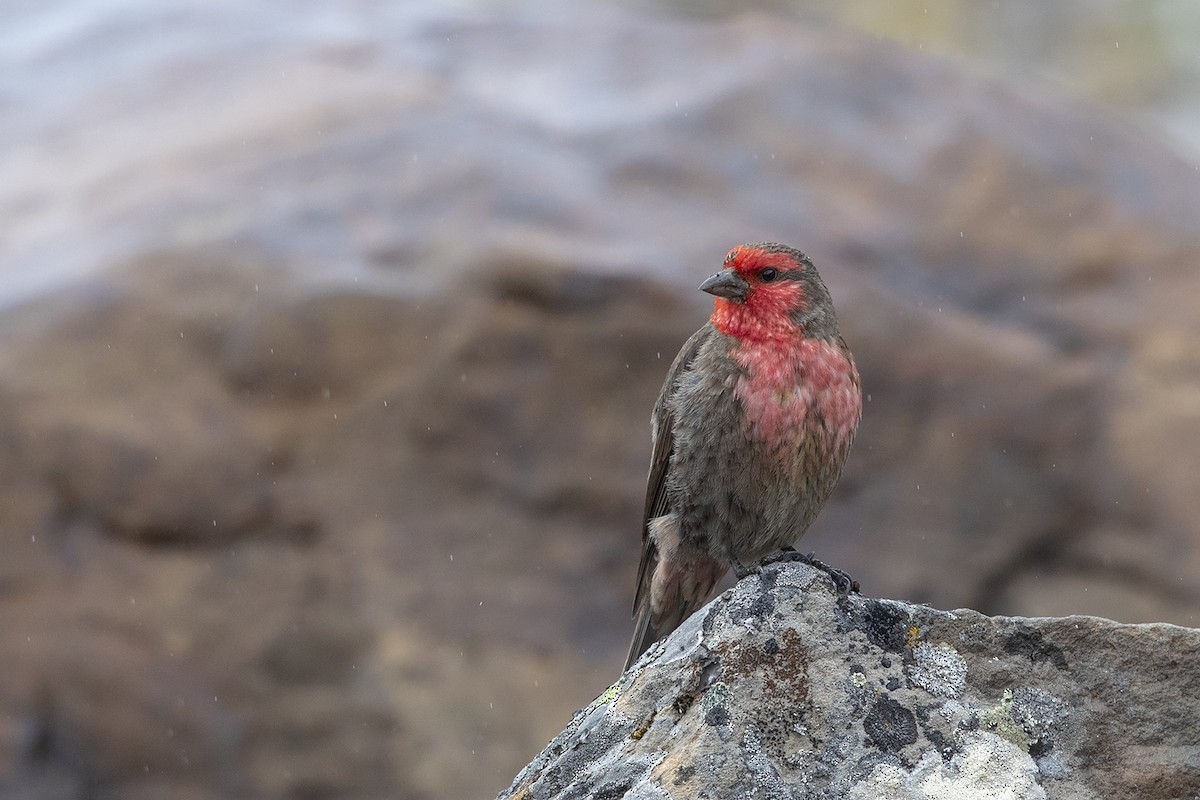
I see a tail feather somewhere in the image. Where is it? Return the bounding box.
[622,539,726,672]
[623,597,660,671]
[625,540,661,671]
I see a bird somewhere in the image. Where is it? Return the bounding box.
[625,243,861,671]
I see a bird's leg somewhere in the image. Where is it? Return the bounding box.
[762,547,860,595]
[731,556,760,580]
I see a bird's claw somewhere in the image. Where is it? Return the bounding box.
[760,548,860,596]
[732,559,761,580]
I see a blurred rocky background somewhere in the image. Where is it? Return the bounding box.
[2,2,1199,799]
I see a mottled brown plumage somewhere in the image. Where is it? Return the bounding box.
[625,244,861,670]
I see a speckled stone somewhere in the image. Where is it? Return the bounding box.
[498,562,1200,799]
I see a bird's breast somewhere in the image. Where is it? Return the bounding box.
[732,337,860,457]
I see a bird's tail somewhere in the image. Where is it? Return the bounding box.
[623,538,725,672]
[624,540,661,671]
[624,594,660,671]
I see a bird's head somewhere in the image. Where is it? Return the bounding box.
[702,243,839,342]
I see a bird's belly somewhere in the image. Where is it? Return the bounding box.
[669,410,832,562]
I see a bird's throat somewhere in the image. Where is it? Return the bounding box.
[710,284,805,342]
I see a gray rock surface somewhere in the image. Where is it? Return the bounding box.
[499,562,1200,800]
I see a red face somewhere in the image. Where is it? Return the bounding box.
[712,246,809,341]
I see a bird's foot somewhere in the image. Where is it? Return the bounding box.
[762,547,860,596]
[731,558,761,581]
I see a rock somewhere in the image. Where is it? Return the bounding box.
[499,562,1200,800]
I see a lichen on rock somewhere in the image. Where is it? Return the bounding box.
[498,562,1200,799]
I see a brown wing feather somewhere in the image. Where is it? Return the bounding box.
[630,323,714,616]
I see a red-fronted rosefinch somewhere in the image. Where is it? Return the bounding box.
[625,243,862,670]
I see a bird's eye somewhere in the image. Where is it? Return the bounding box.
[760,268,778,282]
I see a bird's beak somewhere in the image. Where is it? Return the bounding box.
[699,268,749,301]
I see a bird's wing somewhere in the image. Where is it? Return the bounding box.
[631,323,714,616]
